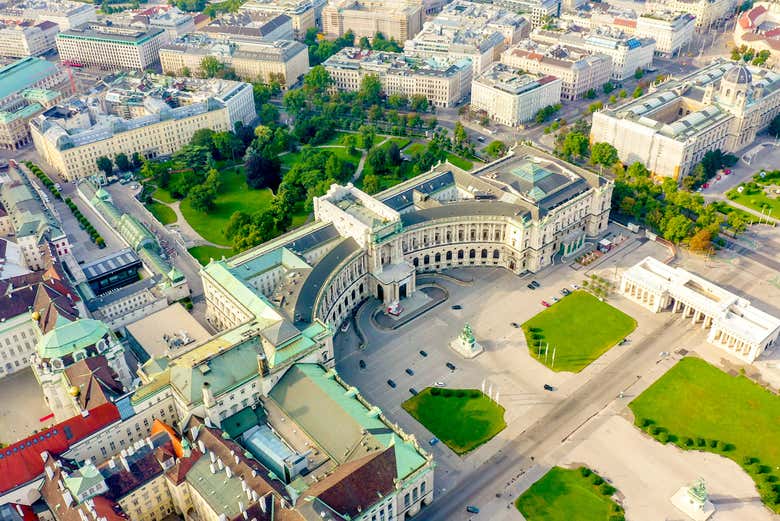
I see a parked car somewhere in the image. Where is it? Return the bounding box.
[550,296,559,303]
[724,169,732,175]
[543,384,554,391]
[429,437,439,446]
[510,322,519,328]
[702,183,710,189]
[387,379,397,388]
[446,362,456,371]
[531,280,540,288]
[435,381,446,387]
[405,368,414,376]
[561,288,570,296]
[358,360,366,369]
[419,350,428,357]
[527,283,536,290]
[541,300,550,307]
[466,506,480,514]
[476,136,486,142]
[409,388,418,396]
[571,283,580,290]
[451,304,463,310]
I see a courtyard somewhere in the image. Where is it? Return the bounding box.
[521,291,637,373]
[0,368,55,444]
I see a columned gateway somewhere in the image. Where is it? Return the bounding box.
[621,257,780,363]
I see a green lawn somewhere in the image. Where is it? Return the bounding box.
[151,186,176,204]
[280,146,361,171]
[516,467,623,521]
[446,153,474,171]
[401,388,506,454]
[388,136,411,149]
[180,167,274,246]
[727,185,780,215]
[522,291,636,373]
[629,357,780,512]
[188,245,234,265]
[405,142,425,155]
[146,201,177,225]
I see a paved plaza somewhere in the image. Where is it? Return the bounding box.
[0,368,55,444]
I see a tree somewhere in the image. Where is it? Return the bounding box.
[303,65,332,97]
[453,121,467,146]
[632,86,644,98]
[191,128,216,151]
[96,156,113,177]
[358,36,371,49]
[131,152,143,169]
[618,89,627,98]
[181,66,191,77]
[591,142,619,169]
[561,131,589,160]
[689,228,713,253]
[358,125,376,150]
[245,147,281,190]
[213,131,243,161]
[484,140,507,158]
[410,94,429,112]
[662,214,693,243]
[728,212,748,232]
[603,81,615,94]
[114,153,131,172]
[585,88,597,99]
[634,67,644,80]
[189,183,216,212]
[358,74,383,106]
[201,56,224,78]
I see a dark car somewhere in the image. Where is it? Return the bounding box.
[527,283,536,290]
[531,280,540,288]
[419,350,428,357]
[429,437,439,446]
[359,359,366,369]
[561,288,571,296]
[405,368,414,376]
[451,304,463,310]
[510,322,519,328]
[409,388,418,395]
[543,384,554,391]
[446,362,456,371]
[466,506,480,514]
[387,379,397,388]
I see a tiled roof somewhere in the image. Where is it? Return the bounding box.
[63,357,124,410]
[0,403,120,494]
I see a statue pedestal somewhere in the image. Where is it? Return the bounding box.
[449,337,483,358]
[670,487,715,521]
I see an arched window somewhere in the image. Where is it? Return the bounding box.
[423,255,430,265]
[446,251,452,261]
[457,250,464,259]
[434,253,441,263]
[469,249,476,259]
[481,249,488,259]
[413,257,419,267]
[493,249,500,259]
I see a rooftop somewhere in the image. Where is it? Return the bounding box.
[324,48,471,78]
[474,62,559,95]
[58,22,164,44]
[0,57,62,102]
[124,303,211,361]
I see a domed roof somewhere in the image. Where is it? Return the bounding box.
[724,65,752,85]
[38,318,110,360]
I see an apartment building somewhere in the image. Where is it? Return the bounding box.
[647,0,738,28]
[471,62,561,126]
[636,11,695,55]
[0,0,96,31]
[241,0,327,38]
[591,61,780,179]
[322,0,424,42]
[199,10,294,42]
[56,23,166,70]
[160,34,309,88]
[492,0,561,27]
[324,47,472,107]
[501,41,612,100]
[0,20,58,57]
[404,0,530,75]
[531,27,655,80]
[30,75,254,181]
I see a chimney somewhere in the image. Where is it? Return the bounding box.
[217,458,224,471]
[202,382,215,407]
[120,456,129,472]
[257,354,269,376]
[209,451,216,463]
[198,439,206,453]
[209,463,216,474]
[225,466,233,479]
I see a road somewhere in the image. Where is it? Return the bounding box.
[415,314,698,521]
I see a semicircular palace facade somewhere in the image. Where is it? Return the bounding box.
[203,144,613,333]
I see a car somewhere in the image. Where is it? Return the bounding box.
[466,506,480,514]
[419,350,428,357]
[702,183,710,189]
[429,437,439,446]
[129,183,139,190]
[409,388,418,395]
[543,384,554,391]
[560,288,570,296]
[696,187,703,192]
[54,183,62,191]
[387,379,397,388]
[724,169,731,175]
[476,136,486,142]
[551,296,559,303]
[541,300,550,307]
[405,368,414,376]
[527,283,536,290]
[510,322,519,328]
[531,280,540,288]
[716,175,722,181]
[358,360,366,369]
[340,322,351,332]
[451,304,462,310]
[571,283,580,290]
[446,362,456,371]
[435,381,446,387]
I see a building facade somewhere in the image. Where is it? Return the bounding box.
[646,0,738,28]
[501,42,612,100]
[0,21,59,57]
[56,23,166,70]
[0,0,96,31]
[636,11,695,56]
[492,0,561,27]
[324,48,472,107]
[621,257,780,363]
[471,62,562,126]
[591,60,780,179]
[322,0,424,42]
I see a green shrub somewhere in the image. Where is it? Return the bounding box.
[640,418,653,428]
[600,483,616,496]
[608,515,626,521]
[684,437,694,447]
[430,388,441,396]
[592,475,604,486]
[709,439,718,449]
[455,390,466,398]
[651,426,663,435]
[658,432,669,443]
[469,391,480,398]
[744,456,759,466]
[697,438,706,447]
[580,467,592,477]
[442,389,453,397]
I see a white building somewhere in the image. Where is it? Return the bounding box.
[471,62,561,126]
[492,0,561,27]
[531,27,655,81]
[591,60,780,179]
[0,20,59,57]
[56,22,166,70]
[621,257,780,363]
[0,0,96,31]
[241,0,328,39]
[647,0,738,28]
[404,0,530,75]
[322,0,424,43]
[501,41,612,100]
[324,48,473,107]
[199,10,294,42]
[636,11,695,56]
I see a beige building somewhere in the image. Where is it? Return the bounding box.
[647,0,738,28]
[501,41,612,100]
[241,0,327,39]
[31,75,255,181]
[324,48,472,107]
[160,35,309,88]
[0,0,96,31]
[471,62,562,126]
[591,60,780,179]
[322,0,423,42]
[56,23,166,70]
[0,20,59,57]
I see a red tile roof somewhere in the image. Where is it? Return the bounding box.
[0,403,120,494]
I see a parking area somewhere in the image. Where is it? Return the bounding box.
[0,368,55,444]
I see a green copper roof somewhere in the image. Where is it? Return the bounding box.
[270,364,428,481]
[0,103,43,123]
[38,318,110,359]
[64,462,105,500]
[0,57,60,101]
